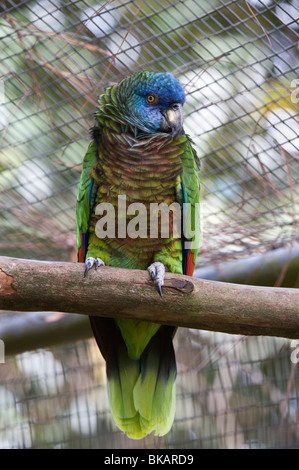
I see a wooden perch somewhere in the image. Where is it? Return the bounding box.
[0,256,299,339]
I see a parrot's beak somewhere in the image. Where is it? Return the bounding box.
[160,103,184,138]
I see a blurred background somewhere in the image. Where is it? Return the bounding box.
[0,0,299,449]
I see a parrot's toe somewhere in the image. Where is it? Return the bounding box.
[84,257,105,277]
[147,262,165,298]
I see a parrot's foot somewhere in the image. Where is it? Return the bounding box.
[84,257,105,277]
[147,262,165,298]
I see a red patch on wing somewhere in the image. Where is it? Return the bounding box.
[78,234,85,263]
[186,250,195,276]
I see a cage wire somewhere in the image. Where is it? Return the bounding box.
[0,0,299,449]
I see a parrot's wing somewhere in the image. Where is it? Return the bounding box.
[178,138,200,276]
[76,139,98,262]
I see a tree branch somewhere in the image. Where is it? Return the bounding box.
[1,256,299,339]
[0,312,92,356]
[195,243,299,288]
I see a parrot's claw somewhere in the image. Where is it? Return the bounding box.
[147,262,165,298]
[84,257,105,277]
[156,280,163,298]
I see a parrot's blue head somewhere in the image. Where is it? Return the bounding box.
[115,71,186,137]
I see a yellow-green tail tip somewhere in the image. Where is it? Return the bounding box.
[111,383,176,440]
[107,326,177,440]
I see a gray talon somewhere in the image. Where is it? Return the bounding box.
[84,257,105,277]
[95,258,105,270]
[156,280,163,298]
[147,262,165,297]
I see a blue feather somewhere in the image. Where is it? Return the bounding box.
[181,181,188,275]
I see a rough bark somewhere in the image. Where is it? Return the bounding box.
[1,256,299,339]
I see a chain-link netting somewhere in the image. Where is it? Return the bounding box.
[0,0,299,449]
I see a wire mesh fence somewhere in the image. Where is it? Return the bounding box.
[1,332,299,449]
[0,0,299,449]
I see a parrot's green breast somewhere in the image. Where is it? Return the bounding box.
[87,128,187,273]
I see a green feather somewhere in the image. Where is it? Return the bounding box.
[107,326,176,440]
[133,327,176,437]
[179,138,201,266]
[76,139,98,255]
[115,319,160,359]
[108,350,141,437]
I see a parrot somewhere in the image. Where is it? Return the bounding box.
[76,71,200,440]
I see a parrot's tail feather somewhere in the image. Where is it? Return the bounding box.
[133,325,176,438]
[89,316,141,436]
[89,317,176,439]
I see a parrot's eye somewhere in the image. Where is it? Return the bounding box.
[146,93,159,105]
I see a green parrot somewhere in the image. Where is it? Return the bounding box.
[76,71,200,439]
